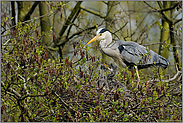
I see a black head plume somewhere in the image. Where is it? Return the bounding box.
[99,28,120,40]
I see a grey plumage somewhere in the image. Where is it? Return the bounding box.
[115,40,170,70]
[87,28,170,88]
[87,28,170,70]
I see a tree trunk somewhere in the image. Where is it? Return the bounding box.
[169,1,181,71]
[159,1,170,59]
[17,1,31,22]
[57,1,82,60]
[39,2,56,59]
[159,1,181,71]
[11,1,16,29]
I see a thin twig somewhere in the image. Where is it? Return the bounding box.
[80,6,105,19]
[1,11,55,35]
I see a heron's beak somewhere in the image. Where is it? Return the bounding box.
[104,63,109,68]
[87,35,99,45]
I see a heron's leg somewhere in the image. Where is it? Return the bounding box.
[135,66,140,88]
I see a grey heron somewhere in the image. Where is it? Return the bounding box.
[87,28,170,88]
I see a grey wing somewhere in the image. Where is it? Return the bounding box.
[118,41,147,65]
[116,40,170,69]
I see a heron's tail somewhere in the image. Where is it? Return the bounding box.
[137,51,170,69]
[149,50,170,69]
[154,54,170,69]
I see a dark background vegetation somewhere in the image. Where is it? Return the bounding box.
[1,1,182,122]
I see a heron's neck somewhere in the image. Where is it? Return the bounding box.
[100,33,112,48]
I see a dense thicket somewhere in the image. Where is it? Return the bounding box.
[1,1,182,122]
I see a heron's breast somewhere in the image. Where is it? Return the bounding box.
[113,57,127,68]
[101,47,118,58]
[101,48,127,68]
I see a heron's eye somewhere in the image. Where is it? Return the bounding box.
[99,33,102,36]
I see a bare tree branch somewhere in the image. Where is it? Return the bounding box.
[1,81,21,98]
[57,25,97,46]
[11,1,16,29]
[144,1,181,25]
[162,71,181,82]
[147,71,182,84]
[80,6,105,18]
[158,2,179,12]
[1,11,55,35]
[1,81,33,121]
[174,18,182,24]
[57,1,82,41]
[66,8,81,41]
[144,1,179,12]
[143,1,158,11]
[68,25,97,40]
[23,1,40,22]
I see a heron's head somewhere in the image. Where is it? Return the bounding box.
[87,28,111,45]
